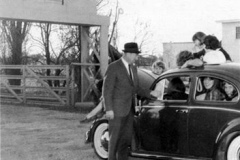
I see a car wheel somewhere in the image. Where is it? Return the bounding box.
[93,121,109,159]
[227,135,240,160]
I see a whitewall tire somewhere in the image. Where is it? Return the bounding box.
[93,122,109,159]
[227,136,240,160]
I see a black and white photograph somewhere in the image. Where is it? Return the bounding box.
[0,0,240,160]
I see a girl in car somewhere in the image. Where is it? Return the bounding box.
[196,77,223,101]
[223,82,238,101]
[192,32,232,61]
[176,50,193,68]
[181,35,230,68]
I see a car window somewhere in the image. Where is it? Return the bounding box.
[195,76,239,102]
[153,76,190,101]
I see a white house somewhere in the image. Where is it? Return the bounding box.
[217,19,240,63]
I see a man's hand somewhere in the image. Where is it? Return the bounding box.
[105,110,114,120]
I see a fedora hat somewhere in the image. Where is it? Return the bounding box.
[122,42,141,54]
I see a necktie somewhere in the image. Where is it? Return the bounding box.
[128,64,133,81]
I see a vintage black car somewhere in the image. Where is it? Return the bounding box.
[85,63,240,160]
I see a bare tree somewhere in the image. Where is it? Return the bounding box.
[1,20,31,64]
[27,0,121,100]
[0,20,31,90]
[29,23,81,87]
[108,0,123,46]
[132,19,153,52]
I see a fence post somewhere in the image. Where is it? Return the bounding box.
[66,65,70,106]
[71,65,75,106]
[81,27,90,102]
[23,65,26,104]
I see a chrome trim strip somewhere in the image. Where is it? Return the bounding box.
[188,106,240,113]
[143,105,240,113]
[130,152,211,160]
[142,105,164,109]
[215,131,222,143]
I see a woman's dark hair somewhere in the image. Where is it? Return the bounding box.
[167,77,186,93]
[176,50,193,67]
[223,82,238,100]
[203,35,220,50]
[192,32,206,43]
[202,77,219,91]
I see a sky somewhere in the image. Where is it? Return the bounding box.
[111,0,240,56]
[25,0,240,57]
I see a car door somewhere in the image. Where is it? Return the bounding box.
[188,74,240,158]
[136,75,191,157]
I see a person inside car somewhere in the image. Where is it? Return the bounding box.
[192,31,232,61]
[176,50,204,69]
[164,77,188,100]
[181,35,227,68]
[202,35,226,64]
[176,50,193,68]
[196,77,223,101]
[223,82,238,101]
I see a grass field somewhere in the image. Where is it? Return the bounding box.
[1,103,99,160]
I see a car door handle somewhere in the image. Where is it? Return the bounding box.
[176,109,188,113]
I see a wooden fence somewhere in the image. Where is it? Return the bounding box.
[0,65,70,106]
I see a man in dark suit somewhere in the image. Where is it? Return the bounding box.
[102,42,158,160]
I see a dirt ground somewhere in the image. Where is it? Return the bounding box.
[1,103,99,160]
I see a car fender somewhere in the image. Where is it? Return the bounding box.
[86,118,108,143]
[213,118,240,158]
[216,117,240,142]
[86,116,139,143]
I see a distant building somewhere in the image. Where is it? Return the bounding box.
[217,19,240,63]
[162,42,196,69]
[136,54,158,70]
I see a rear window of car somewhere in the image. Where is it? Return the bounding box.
[195,76,239,102]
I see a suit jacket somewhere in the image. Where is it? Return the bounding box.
[102,59,151,117]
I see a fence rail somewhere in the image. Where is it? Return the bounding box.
[0,65,71,106]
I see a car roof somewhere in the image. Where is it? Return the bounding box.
[138,68,158,79]
[162,63,240,80]
[138,68,156,89]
